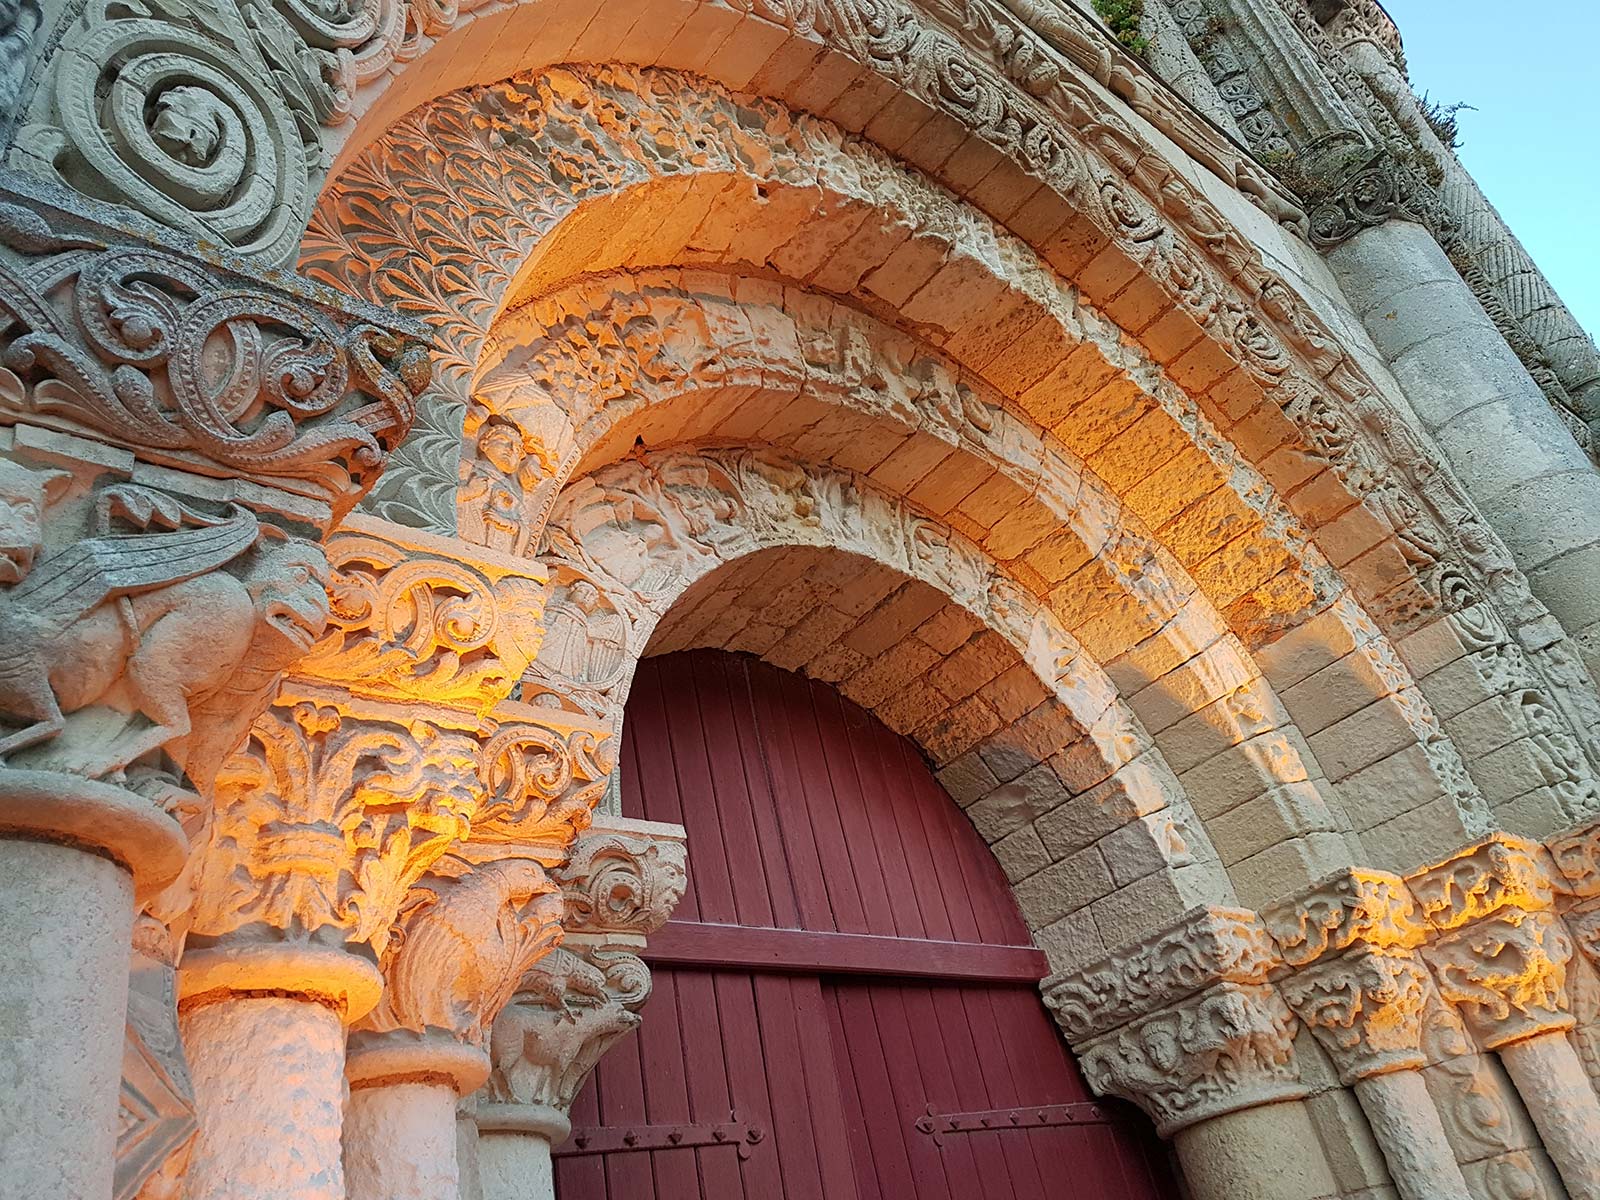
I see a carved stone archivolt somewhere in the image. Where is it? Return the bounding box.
[307,59,1600,795]
[479,818,687,1142]
[530,445,1138,770]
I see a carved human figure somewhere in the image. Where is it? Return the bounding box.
[535,579,625,689]
[459,422,536,554]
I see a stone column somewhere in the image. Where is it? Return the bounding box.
[1046,907,1340,1200]
[342,854,566,1200]
[0,178,426,1200]
[179,520,555,1200]
[1411,834,1600,1200]
[1325,211,1600,682]
[477,817,688,1200]
[1265,870,1472,1200]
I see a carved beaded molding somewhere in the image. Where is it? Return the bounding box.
[303,62,1600,790]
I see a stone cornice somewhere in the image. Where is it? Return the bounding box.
[1043,905,1279,1044]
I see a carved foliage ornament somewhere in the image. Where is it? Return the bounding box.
[306,63,1600,795]
[1279,949,1429,1083]
[191,699,480,953]
[0,192,427,517]
[1044,907,1279,1044]
[296,526,549,710]
[560,830,687,939]
[1262,868,1425,967]
[1407,835,1555,933]
[1077,982,1305,1136]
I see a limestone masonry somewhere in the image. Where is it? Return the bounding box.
[0,0,1597,1196]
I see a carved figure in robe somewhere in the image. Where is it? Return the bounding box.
[0,463,330,781]
[537,578,626,689]
[459,422,537,554]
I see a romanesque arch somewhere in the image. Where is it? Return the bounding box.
[305,63,1600,855]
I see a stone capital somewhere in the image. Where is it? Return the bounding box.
[1077,981,1307,1136]
[1406,834,1556,932]
[349,852,566,1094]
[1263,868,1426,967]
[479,817,687,1138]
[1422,909,1574,1050]
[1044,906,1279,1044]
[1279,948,1430,1083]
[1300,143,1444,251]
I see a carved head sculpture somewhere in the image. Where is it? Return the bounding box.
[478,423,526,477]
[241,538,333,662]
[149,86,229,167]
[0,459,69,585]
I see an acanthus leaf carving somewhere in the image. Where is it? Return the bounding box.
[560,829,687,940]
[296,519,549,711]
[190,698,480,953]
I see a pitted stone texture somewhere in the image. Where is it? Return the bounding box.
[345,1081,461,1200]
[0,841,134,1200]
[181,997,347,1200]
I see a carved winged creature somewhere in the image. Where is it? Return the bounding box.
[0,462,329,783]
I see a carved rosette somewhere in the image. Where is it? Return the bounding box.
[1077,982,1307,1136]
[479,818,687,1142]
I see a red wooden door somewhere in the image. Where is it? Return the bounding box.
[554,650,1177,1200]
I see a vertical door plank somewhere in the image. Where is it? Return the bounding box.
[636,970,702,1198]
[746,658,831,931]
[674,968,745,1200]
[809,683,898,935]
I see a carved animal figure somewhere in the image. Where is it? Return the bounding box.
[0,468,330,780]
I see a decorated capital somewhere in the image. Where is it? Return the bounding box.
[479,816,686,1144]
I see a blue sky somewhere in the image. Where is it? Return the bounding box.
[1384,1,1600,333]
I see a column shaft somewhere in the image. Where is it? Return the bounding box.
[181,996,347,1200]
[1351,1070,1471,1200]
[1171,1099,1339,1200]
[0,840,135,1200]
[1328,219,1600,679]
[478,1130,555,1200]
[345,1080,460,1200]
[1499,1031,1600,1200]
